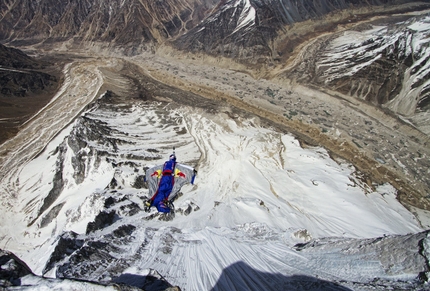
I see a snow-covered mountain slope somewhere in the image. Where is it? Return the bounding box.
[174,0,428,62]
[1,2,430,290]
[286,13,430,134]
[0,90,428,289]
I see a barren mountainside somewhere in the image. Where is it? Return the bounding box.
[0,1,421,53]
[0,0,219,50]
[0,44,60,143]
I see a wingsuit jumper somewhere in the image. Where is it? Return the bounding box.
[144,154,196,213]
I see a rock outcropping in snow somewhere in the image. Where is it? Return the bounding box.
[0,248,180,290]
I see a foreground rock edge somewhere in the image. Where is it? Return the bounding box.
[0,248,181,290]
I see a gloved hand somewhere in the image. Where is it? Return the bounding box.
[163,199,174,211]
[144,200,152,212]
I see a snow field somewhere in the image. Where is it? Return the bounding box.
[0,101,426,289]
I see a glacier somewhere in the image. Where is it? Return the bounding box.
[0,84,428,289]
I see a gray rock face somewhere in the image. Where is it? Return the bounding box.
[0,247,178,290]
[0,249,32,287]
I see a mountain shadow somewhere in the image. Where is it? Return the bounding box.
[113,272,174,291]
[210,261,351,291]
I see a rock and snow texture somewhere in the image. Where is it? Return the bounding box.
[0,1,430,290]
[0,92,428,290]
[0,248,178,290]
[291,13,430,134]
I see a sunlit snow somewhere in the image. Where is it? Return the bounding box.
[0,98,424,289]
[232,0,256,34]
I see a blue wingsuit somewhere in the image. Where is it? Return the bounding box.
[146,154,196,213]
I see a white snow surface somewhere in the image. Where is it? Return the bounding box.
[206,0,256,35]
[0,99,426,289]
[232,0,256,34]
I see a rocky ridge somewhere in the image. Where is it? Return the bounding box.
[0,0,219,53]
[0,248,180,290]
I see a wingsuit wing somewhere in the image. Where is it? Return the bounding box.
[145,164,163,199]
[170,163,196,201]
[145,162,196,201]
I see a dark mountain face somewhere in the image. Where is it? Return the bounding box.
[0,43,59,98]
[0,43,44,69]
[0,44,60,143]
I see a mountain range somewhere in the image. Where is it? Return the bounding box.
[1,1,430,290]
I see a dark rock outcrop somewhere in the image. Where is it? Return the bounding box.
[43,231,84,274]
[0,43,60,143]
[0,249,32,287]
[0,43,58,97]
[86,210,118,234]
